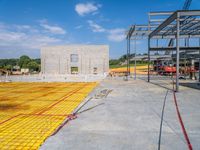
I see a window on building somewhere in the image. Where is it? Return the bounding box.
[71,67,78,74]
[93,67,98,74]
[70,54,79,62]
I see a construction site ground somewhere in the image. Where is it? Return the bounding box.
[40,76,200,150]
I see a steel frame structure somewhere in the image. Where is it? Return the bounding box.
[126,11,173,79]
[126,25,149,78]
[127,10,200,91]
[148,10,200,91]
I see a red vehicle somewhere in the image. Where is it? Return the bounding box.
[153,60,176,75]
[163,66,176,73]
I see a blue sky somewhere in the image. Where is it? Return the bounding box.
[0,0,199,59]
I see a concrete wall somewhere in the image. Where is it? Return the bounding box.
[41,45,109,75]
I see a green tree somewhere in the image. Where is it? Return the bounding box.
[0,56,41,72]
[0,59,18,68]
[119,54,127,62]
[34,58,41,64]
[27,61,39,72]
[109,59,120,65]
[4,65,12,70]
[18,55,31,68]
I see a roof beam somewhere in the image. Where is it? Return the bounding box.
[150,46,200,51]
[149,12,178,38]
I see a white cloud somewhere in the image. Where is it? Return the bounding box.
[87,20,105,32]
[0,22,6,30]
[75,2,101,16]
[0,23,65,51]
[23,35,61,49]
[86,20,125,42]
[0,31,26,43]
[40,23,66,35]
[107,28,126,42]
[14,25,31,30]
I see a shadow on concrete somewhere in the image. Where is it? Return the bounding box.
[138,76,173,91]
[180,82,200,90]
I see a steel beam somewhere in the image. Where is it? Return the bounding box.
[180,10,200,17]
[149,12,177,38]
[148,35,200,39]
[149,11,174,16]
[126,26,135,40]
[149,47,200,51]
[149,19,166,23]
[149,10,200,39]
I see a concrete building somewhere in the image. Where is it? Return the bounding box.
[41,45,109,75]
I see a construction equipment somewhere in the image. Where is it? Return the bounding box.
[167,0,193,49]
[183,0,192,10]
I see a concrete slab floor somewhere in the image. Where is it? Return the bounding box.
[40,77,200,150]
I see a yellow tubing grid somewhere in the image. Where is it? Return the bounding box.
[0,82,97,150]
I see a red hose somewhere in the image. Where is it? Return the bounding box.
[172,79,193,150]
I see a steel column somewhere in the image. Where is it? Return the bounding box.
[127,38,129,76]
[134,38,137,80]
[176,13,180,92]
[129,37,131,75]
[198,38,200,83]
[127,36,131,76]
[148,37,150,82]
[199,39,200,83]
